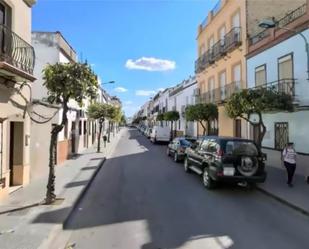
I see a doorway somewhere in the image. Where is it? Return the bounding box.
[9,122,24,186]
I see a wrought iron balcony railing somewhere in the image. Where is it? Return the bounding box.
[254,78,295,97]
[277,3,307,28]
[0,24,35,75]
[249,3,307,46]
[195,27,241,73]
[197,81,242,104]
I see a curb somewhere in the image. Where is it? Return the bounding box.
[257,186,309,217]
[63,157,106,229]
[0,201,43,215]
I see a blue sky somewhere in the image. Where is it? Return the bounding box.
[32,0,217,116]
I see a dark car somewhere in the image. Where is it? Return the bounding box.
[184,136,267,189]
[166,137,192,162]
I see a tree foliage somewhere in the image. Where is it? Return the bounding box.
[87,103,111,153]
[185,103,218,135]
[43,62,98,106]
[164,111,180,121]
[225,87,293,147]
[157,113,165,121]
[43,62,98,204]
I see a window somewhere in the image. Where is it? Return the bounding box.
[232,11,240,28]
[83,120,87,135]
[64,122,68,139]
[208,77,215,102]
[207,139,219,153]
[278,54,293,80]
[200,139,209,151]
[208,36,215,50]
[224,141,258,156]
[275,122,289,150]
[219,71,226,100]
[179,120,181,129]
[232,63,241,90]
[255,64,266,86]
[219,25,226,45]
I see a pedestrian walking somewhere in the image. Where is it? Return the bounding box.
[282,142,297,187]
[103,134,107,148]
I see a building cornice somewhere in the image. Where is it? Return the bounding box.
[23,0,36,7]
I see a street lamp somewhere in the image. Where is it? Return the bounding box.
[101,81,115,85]
[259,19,309,80]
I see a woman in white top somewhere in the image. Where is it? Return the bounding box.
[282,142,297,187]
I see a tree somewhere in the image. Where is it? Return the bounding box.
[225,87,293,148]
[87,103,110,153]
[43,62,98,204]
[185,103,218,136]
[120,114,126,126]
[157,113,165,126]
[164,111,180,140]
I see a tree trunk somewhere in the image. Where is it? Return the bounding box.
[257,114,266,149]
[113,122,115,137]
[46,101,68,204]
[108,122,111,142]
[170,121,173,141]
[200,121,206,136]
[97,121,103,153]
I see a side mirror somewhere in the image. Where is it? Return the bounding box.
[262,153,267,161]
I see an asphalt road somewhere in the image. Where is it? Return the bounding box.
[64,128,309,249]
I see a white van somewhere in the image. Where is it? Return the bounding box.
[150,126,170,143]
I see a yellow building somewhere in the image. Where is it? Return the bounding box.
[195,0,305,137]
[0,0,36,199]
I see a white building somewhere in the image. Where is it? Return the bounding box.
[247,2,309,154]
[30,31,95,179]
[168,76,198,137]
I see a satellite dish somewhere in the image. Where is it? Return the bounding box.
[249,113,260,125]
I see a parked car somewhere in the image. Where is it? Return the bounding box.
[150,126,170,143]
[145,127,152,138]
[167,137,192,162]
[184,136,267,189]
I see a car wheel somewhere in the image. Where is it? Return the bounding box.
[166,148,170,156]
[184,157,191,173]
[203,168,215,189]
[174,152,178,162]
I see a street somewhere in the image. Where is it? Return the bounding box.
[64,128,309,249]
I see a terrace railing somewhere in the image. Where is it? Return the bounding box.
[0,24,35,75]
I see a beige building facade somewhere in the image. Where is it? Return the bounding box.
[0,0,36,200]
[195,0,305,138]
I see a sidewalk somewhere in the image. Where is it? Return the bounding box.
[0,129,122,249]
[258,149,309,215]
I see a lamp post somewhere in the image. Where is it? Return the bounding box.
[101,80,115,85]
[259,19,309,80]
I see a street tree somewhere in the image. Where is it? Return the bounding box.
[185,103,218,135]
[225,87,293,148]
[43,62,98,204]
[87,102,110,153]
[157,113,165,126]
[164,111,180,140]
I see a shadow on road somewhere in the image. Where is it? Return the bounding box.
[31,128,307,249]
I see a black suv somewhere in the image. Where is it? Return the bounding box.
[184,136,267,189]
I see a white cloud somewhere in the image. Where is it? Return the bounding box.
[135,90,156,96]
[125,57,176,71]
[114,87,128,93]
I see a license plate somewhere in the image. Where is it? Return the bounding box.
[223,167,235,176]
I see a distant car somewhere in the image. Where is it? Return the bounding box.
[184,136,267,189]
[145,127,152,138]
[167,137,192,162]
[150,126,170,143]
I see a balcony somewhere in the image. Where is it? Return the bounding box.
[254,78,295,98]
[0,25,35,82]
[195,27,242,74]
[248,3,307,47]
[197,81,242,104]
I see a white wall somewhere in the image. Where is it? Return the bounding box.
[247,29,309,106]
[262,110,309,154]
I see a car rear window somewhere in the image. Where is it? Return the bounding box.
[224,140,258,156]
[180,139,191,146]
